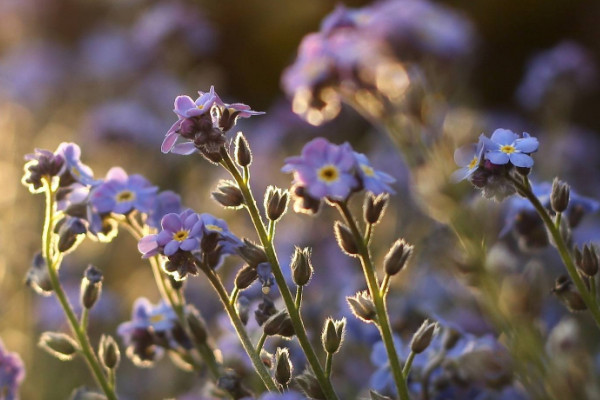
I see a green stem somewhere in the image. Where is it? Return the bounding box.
[325,353,333,379]
[591,277,597,305]
[220,148,338,400]
[365,223,373,244]
[197,261,279,392]
[80,308,89,331]
[256,332,267,353]
[511,176,600,329]
[230,287,240,306]
[380,275,391,297]
[402,351,416,378]
[336,201,410,400]
[295,286,303,311]
[41,179,117,400]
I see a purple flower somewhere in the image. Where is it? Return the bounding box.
[199,213,242,255]
[451,139,484,182]
[90,167,158,215]
[282,137,359,200]
[481,129,539,168]
[22,148,65,193]
[353,152,396,195]
[147,191,182,229]
[0,339,25,400]
[55,142,97,186]
[138,209,202,258]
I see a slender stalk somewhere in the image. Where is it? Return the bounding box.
[591,277,597,305]
[380,275,391,297]
[365,223,373,244]
[41,179,117,400]
[197,260,279,392]
[325,353,333,379]
[80,308,89,331]
[295,286,303,311]
[256,332,268,353]
[220,148,339,400]
[335,201,410,400]
[402,351,415,378]
[230,287,240,306]
[511,176,600,329]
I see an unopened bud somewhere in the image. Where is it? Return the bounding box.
[384,239,413,276]
[234,132,252,167]
[26,251,53,295]
[186,306,208,344]
[364,193,389,225]
[264,310,295,338]
[265,186,289,222]
[322,317,345,354]
[237,295,251,325]
[80,265,103,309]
[551,178,570,213]
[212,180,244,208]
[290,247,313,286]
[56,217,87,253]
[410,319,438,354]
[39,332,78,360]
[576,244,598,277]
[239,239,268,267]
[254,296,276,326]
[235,265,258,290]
[217,368,252,399]
[552,275,587,312]
[274,347,293,386]
[334,221,358,256]
[99,334,120,370]
[347,291,377,323]
[295,370,325,400]
[442,328,461,351]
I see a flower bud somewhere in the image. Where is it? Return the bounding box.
[295,370,326,400]
[239,238,268,267]
[575,244,598,277]
[217,368,252,399]
[290,247,313,286]
[235,265,258,290]
[99,334,120,370]
[212,180,244,208]
[234,132,252,167]
[56,217,87,253]
[198,146,223,164]
[347,291,377,323]
[334,221,358,256]
[321,318,345,354]
[264,310,295,338]
[254,296,276,326]
[442,328,461,351]
[39,332,78,360]
[265,186,289,222]
[80,265,103,309]
[26,251,53,295]
[186,306,208,344]
[364,193,388,225]
[237,295,251,325]
[291,184,321,215]
[552,275,587,312]
[410,320,438,354]
[383,239,413,276]
[551,178,570,213]
[274,347,293,386]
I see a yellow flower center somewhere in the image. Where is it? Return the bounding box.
[172,230,189,242]
[318,165,339,183]
[116,190,135,202]
[205,224,223,232]
[468,156,479,170]
[500,145,516,154]
[361,164,375,177]
[197,104,204,110]
[149,314,164,324]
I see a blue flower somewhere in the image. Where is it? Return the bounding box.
[138,209,203,258]
[90,167,158,215]
[282,137,359,200]
[481,129,538,168]
[147,190,182,229]
[0,339,25,400]
[353,152,396,195]
[55,142,98,186]
[451,139,484,182]
[199,213,242,255]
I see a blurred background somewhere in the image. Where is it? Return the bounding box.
[2,0,600,398]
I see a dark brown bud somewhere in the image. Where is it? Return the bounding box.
[334,221,358,256]
[322,317,345,354]
[295,370,326,400]
[575,244,599,277]
[239,239,268,267]
[217,368,252,399]
[212,180,244,208]
[235,265,258,289]
[234,132,252,167]
[80,265,103,309]
[383,239,413,276]
[99,334,120,370]
[347,291,377,323]
[551,178,570,213]
[56,217,87,253]
[552,275,587,312]
[39,332,78,361]
[274,347,293,386]
[265,186,289,222]
[290,247,313,286]
[410,319,438,354]
[364,193,389,225]
[263,310,295,338]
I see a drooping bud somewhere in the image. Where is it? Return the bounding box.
[254,296,277,326]
[364,193,389,225]
[212,180,244,208]
[295,370,326,400]
[186,306,208,344]
[291,184,321,215]
[235,265,258,290]
[290,247,314,286]
[274,347,293,386]
[234,132,252,167]
[265,186,289,222]
[575,244,598,277]
[334,221,358,256]
[198,146,223,164]
[346,291,377,323]
[263,310,295,338]
[239,238,268,267]
[237,295,251,325]
[552,275,587,312]
[383,239,413,276]
[410,319,438,354]
[321,318,345,354]
[442,328,461,351]
[80,265,103,309]
[26,251,53,295]
[39,332,78,360]
[98,335,120,370]
[551,178,570,213]
[55,217,87,253]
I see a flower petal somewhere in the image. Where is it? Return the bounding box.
[509,152,534,168]
[486,151,510,165]
[514,136,539,153]
[161,213,182,232]
[490,128,518,145]
[164,240,180,256]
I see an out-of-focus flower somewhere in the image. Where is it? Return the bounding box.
[353,152,396,195]
[480,129,539,168]
[0,339,25,400]
[90,167,158,215]
[22,148,65,193]
[516,41,597,110]
[451,139,484,182]
[147,191,182,229]
[55,143,98,186]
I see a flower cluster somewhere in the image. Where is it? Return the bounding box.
[282,137,395,213]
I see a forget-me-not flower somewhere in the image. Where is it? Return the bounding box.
[90,167,158,215]
[481,129,539,168]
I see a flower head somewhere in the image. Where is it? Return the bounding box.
[55,142,98,186]
[353,152,396,195]
[481,129,539,168]
[451,139,484,182]
[90,167,158,215]
[138,209,202,258]
[0,339,25,400]
[22,148,65,193]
